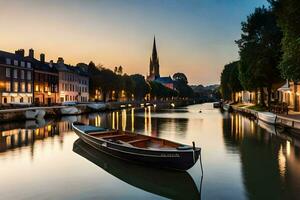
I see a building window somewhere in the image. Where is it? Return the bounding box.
[27,71,32,80]
[11,97,15,103]
[21,70,25,79]
[27,62,31,68]
[20,97,24,103]
[5,82,11,92]
[21,61,25,67]
[3,97,7,104]
[21,82,25,92]
[13,69,18,79]
[27,83,32,92]
[6,68,10,77]
[6,58,11,65]
[14,60,18,66]
[13,82,18,92]
[35,84,39,92]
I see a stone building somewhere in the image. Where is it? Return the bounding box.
[25,49,59,105]
[0,49,33,104]
[55,57,89,103]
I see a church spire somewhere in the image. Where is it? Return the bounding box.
[152,36,157,59]
[148,36,160,80]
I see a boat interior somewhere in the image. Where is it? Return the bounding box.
[89,130,183,150]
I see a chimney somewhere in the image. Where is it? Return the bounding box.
[57,57,64,64]
[40,53,45,63]
[49,60,53,68]
[29,48,34,58]
[15,49,25,57]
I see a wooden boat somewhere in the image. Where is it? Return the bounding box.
[61,106,80,115]
[25,109,45,119]
[73,139,202,200]
[257,112,277,125]
[25,110,38,119]
[72,122,201,171]
[87,103,107,111]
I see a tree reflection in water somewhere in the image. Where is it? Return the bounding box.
[223,112,300,200]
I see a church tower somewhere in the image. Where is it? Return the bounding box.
[148,37,160,80]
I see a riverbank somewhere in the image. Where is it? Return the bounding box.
[229,104,300,131]
[0,99,195,123]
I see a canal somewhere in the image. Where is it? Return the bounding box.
[0,103,300,200]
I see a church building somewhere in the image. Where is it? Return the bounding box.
[147,37,174,90]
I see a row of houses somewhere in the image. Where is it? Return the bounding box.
[0,49,89,105]
[234,81,300,112]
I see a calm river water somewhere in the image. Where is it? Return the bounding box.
[1,103,300,200]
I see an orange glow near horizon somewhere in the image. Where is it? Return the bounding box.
[0,0,267,85]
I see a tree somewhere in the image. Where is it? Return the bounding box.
[130,74,150,100]
[270,0,300,81]
[173,73,188,85]
[236,7,283,107]
[220,61,243,101]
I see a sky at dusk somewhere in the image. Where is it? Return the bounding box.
[0,0,268,85]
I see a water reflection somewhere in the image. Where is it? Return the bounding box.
[1,104,300,199]
[73,139,201,200]
[224,112,300,200]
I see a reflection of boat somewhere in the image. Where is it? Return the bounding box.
[222,104,232,112]
[61,115,81,123]
[257,120,277,135]
[73,139,201,200]
[87,103,107,111]
[61,106,80,115]
[257,112,277,124]
[72,122,201,171]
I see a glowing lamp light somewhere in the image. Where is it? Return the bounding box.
[120,105,126,108]
[171,103,175,108]
[153,104,157,108]
[140,103,144,107]
[128,104,132,107]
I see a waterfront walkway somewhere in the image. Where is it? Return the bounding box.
[231,104,300,130]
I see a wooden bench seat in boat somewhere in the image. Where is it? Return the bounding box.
[128,138,151,148]
[101,134,128,140]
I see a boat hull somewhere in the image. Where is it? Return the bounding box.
[72,124,200,171]
[73,139,201,200]
[61,106,80,115]
[257,112,277,124]
[87,103,107,111]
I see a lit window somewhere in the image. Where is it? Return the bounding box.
[5,68,10,77]
[28,83,32,92]
[14,60,18,66]
[6,58,11,65]
[27,62,31,68]
[13,69,18,78]
[35,84,39,92]
[21,82,25,92]
[5,82,11,92]
[27,71,32,80]
[21,70,25,79]
[13,82,18,92]
[21,61,25,67]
